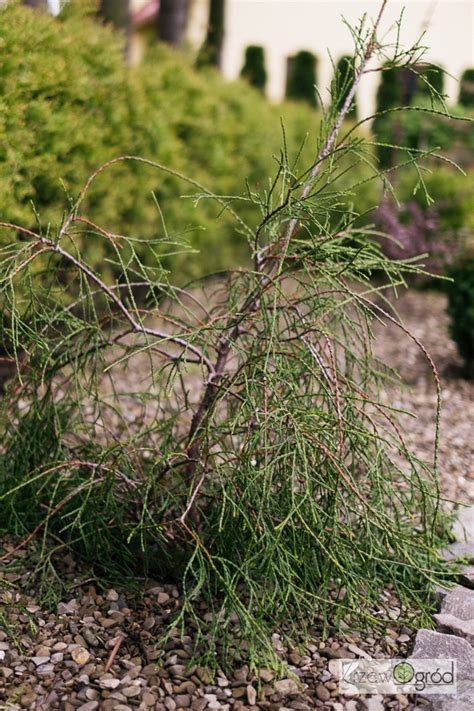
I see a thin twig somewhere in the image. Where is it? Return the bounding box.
[180,1,391,507]
[179,470,206,524]
[266,0,389,272]
[104,634,125,673]
[0,222,215,375]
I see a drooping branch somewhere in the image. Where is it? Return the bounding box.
[0,221,215,375]
[266,0,389,273]
[180,1,391,498]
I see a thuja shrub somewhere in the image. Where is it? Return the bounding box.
[286,50,318,106]
[240,46,267,92]
[0,4,456,667]
[374,102,474,170]
[417,63,445,98]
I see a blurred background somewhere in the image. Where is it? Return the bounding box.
[0,0,473,283]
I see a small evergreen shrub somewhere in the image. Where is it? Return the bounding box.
[446,253,474,376]
[240,45,267,91]
[0,5,459,669]
[286,50,318,107]
[372,66,405,167]
[459,68,474,107]
[375,65,404,112]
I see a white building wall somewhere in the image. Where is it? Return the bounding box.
[221,0,474,120]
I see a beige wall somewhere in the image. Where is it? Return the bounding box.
[221,0,474,118]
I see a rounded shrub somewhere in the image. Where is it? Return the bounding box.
[240,45,267,91]
[286,50,318,107]
[373,163,474,282]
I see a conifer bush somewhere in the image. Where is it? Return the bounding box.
[373,60,447,167]
[459,68,474,107]
[0,2,459,668]
[285,50,318,106]
[417,63,445,98]
[240,46,267,92]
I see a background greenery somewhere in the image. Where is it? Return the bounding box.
[0,2,317,282]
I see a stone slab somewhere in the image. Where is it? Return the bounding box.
[410,629,474,680]
[459,566,474,589]
[453,506,474,542]
[421,679,474,711]
[440,542,474,563]
[434,613,474,646]
[441,586,474,621]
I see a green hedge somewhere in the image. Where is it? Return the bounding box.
[0,2,317,282]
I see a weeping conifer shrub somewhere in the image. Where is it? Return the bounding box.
[0,2,459,668]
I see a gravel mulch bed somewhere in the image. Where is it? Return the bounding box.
[0,288,472,710]
[373,289,474,505]
[0,545,419,711]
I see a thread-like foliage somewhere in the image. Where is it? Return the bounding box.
[0,4,461,670]
[333,55,357,115]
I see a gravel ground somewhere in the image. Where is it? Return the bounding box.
[373,289,474,506]
[0,555,420,711]
[0,289,472,710]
